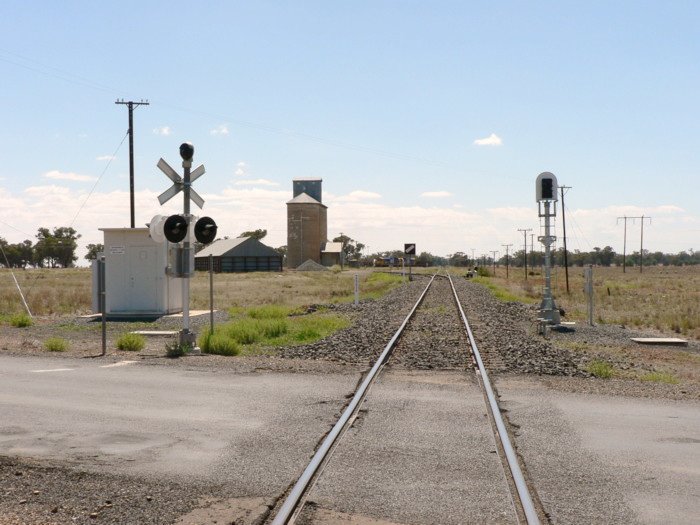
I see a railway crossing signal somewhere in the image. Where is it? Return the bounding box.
[153,143,218,353]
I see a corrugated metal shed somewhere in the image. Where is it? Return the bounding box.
[320,241,343,267]
[195,237,282,272]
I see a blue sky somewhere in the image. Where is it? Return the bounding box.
[1,1,698,261]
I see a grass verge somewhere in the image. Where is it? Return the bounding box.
[199,305,349,356]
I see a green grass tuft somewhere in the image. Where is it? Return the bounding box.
[587,360,615,379]
[225,319,262,344]
[247,305,291,319]
[640,371,680,384]
[116,333,146,352]
[199,331,240,356]
[10,313,33,328]
[44,337,68,352]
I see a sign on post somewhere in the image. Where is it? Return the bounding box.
[404,243,415,281]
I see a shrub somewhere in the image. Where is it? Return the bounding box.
[116,333,146,352]
[587,360,614,379]
[10,313,33,328]
[476,267,491,277]
[44,337,68,352]
[199,331,240,356]
[165,342,188,358]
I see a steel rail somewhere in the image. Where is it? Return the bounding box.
[447,272,541,525]
[272,274,436,525]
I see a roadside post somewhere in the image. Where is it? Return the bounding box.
[354,273,359,306]
[404,243,416,282]
[99,255,106,356]
[209,253,215,334]
[584,265,594,326]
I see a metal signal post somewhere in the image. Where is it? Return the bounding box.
[536,172,560,325]
[156,143,216,353]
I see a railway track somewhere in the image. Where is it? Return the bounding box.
[269,272,542,525]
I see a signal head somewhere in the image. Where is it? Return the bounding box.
[194,216,218,244]
[163,214,188,243]
[179,142,194,161]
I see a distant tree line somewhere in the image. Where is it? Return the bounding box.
[2,229,697,270]
[445,246,700,268]
[0,227,81,268]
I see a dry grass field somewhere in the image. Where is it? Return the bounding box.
[478,265,700,341]
[0,267,401,319]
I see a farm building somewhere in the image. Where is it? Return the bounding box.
[321,241,343,267]
[194,237,283,273]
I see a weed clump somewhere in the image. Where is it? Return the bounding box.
[10,313,33,328]
[116,333,146,352]
[586,360,614,379]
[199,331,240,356]
[640,371,679,384]
[165,342,188,358]
[44,337,68,352]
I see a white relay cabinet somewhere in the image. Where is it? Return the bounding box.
[94,228,182,316]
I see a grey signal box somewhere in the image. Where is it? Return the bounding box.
[536,172,559,202]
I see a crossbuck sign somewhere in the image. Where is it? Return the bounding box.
[157,158,206,208]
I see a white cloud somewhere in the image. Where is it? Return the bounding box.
[473,133,502,146]
[43,170,96,182]
[153,126,172,136]
[210,124,229,136]
[0,183,697,266]
[331,190,382,203]
[96,155,116,161]
[421,191,452,198]
[233,178,279,187]
[234,162,248,177]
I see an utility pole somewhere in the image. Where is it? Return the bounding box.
[617,216,630,272]
[560,185,572,293]
[518,228,532,279]
[490,250,499,276]
[640,215,652,273]
[617,215,650,272]
[471,248,475,268]
[115,99,149,228]
[502,244,513,279]
[530,233,535,272]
